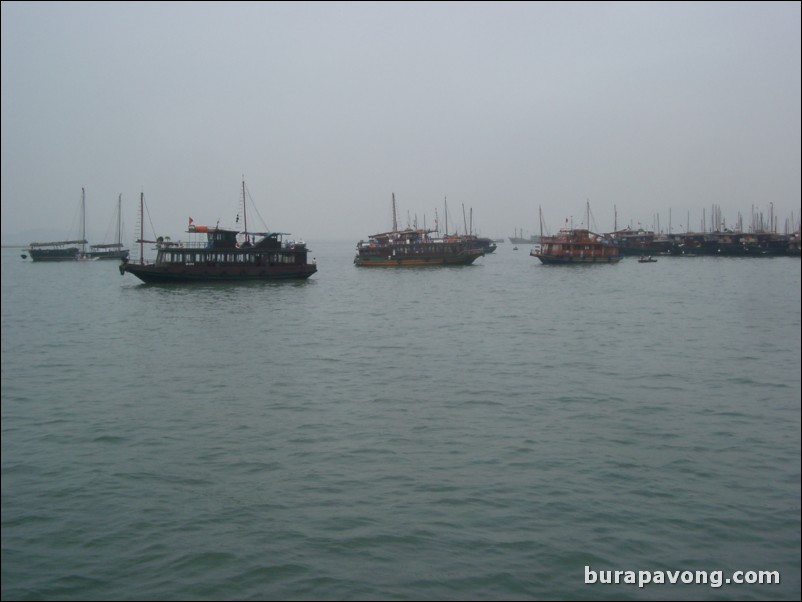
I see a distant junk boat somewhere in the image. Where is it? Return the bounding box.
[27,239,87,262]
[607,227,799,257]
[354,193,485,267]
[27,188,89,262]
[87,194,129,261]
[509,228,539,245]
[119,181,317,283]
[26,188,129,262]
[533,228,623,265]
[532,203,623,265]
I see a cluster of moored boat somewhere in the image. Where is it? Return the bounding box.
[606,228,799,257]
[26,187,800,282]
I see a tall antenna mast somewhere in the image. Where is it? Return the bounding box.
[392,192,398,233]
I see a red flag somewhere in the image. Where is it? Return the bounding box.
[189,217,194,225]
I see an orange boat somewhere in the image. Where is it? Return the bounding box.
[532,203,623,265]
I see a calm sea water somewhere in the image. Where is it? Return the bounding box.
[2,242,800,601]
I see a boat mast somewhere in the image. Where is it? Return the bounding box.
[139,191,144,264]
[586,199,590,231]
[81,187,86,254]
[392,192,398,233]
[242,177,249,245]
[539,205,543,239]
[116,194,122,246]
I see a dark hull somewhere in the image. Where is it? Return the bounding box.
[28,248,80,261]
[613,232,797,257]
[354,249,483,267]
[90,250,130,261]
[536,255,622,265]
[122,263,317,283]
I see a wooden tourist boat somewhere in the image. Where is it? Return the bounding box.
[120,182,316,283]
[354,194,484,267]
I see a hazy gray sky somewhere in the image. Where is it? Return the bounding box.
[2,1,800,244]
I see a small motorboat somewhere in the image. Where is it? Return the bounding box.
[638,256,658,263]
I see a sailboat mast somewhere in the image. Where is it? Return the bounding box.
[539,205,543,239]
[139,191,144,265]
[116,194,122,246]
[242,178,249,244]
[586,200,590,231]
[81,187,86,254]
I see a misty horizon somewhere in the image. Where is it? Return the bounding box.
[2,2,800,246]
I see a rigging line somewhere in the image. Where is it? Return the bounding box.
[68,190,85,242]
[242,181,270,232]
[143,194,158,242]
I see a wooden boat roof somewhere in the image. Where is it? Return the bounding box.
[368,228,434,239]
[89,243,126,249]
[187,224,290,237]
